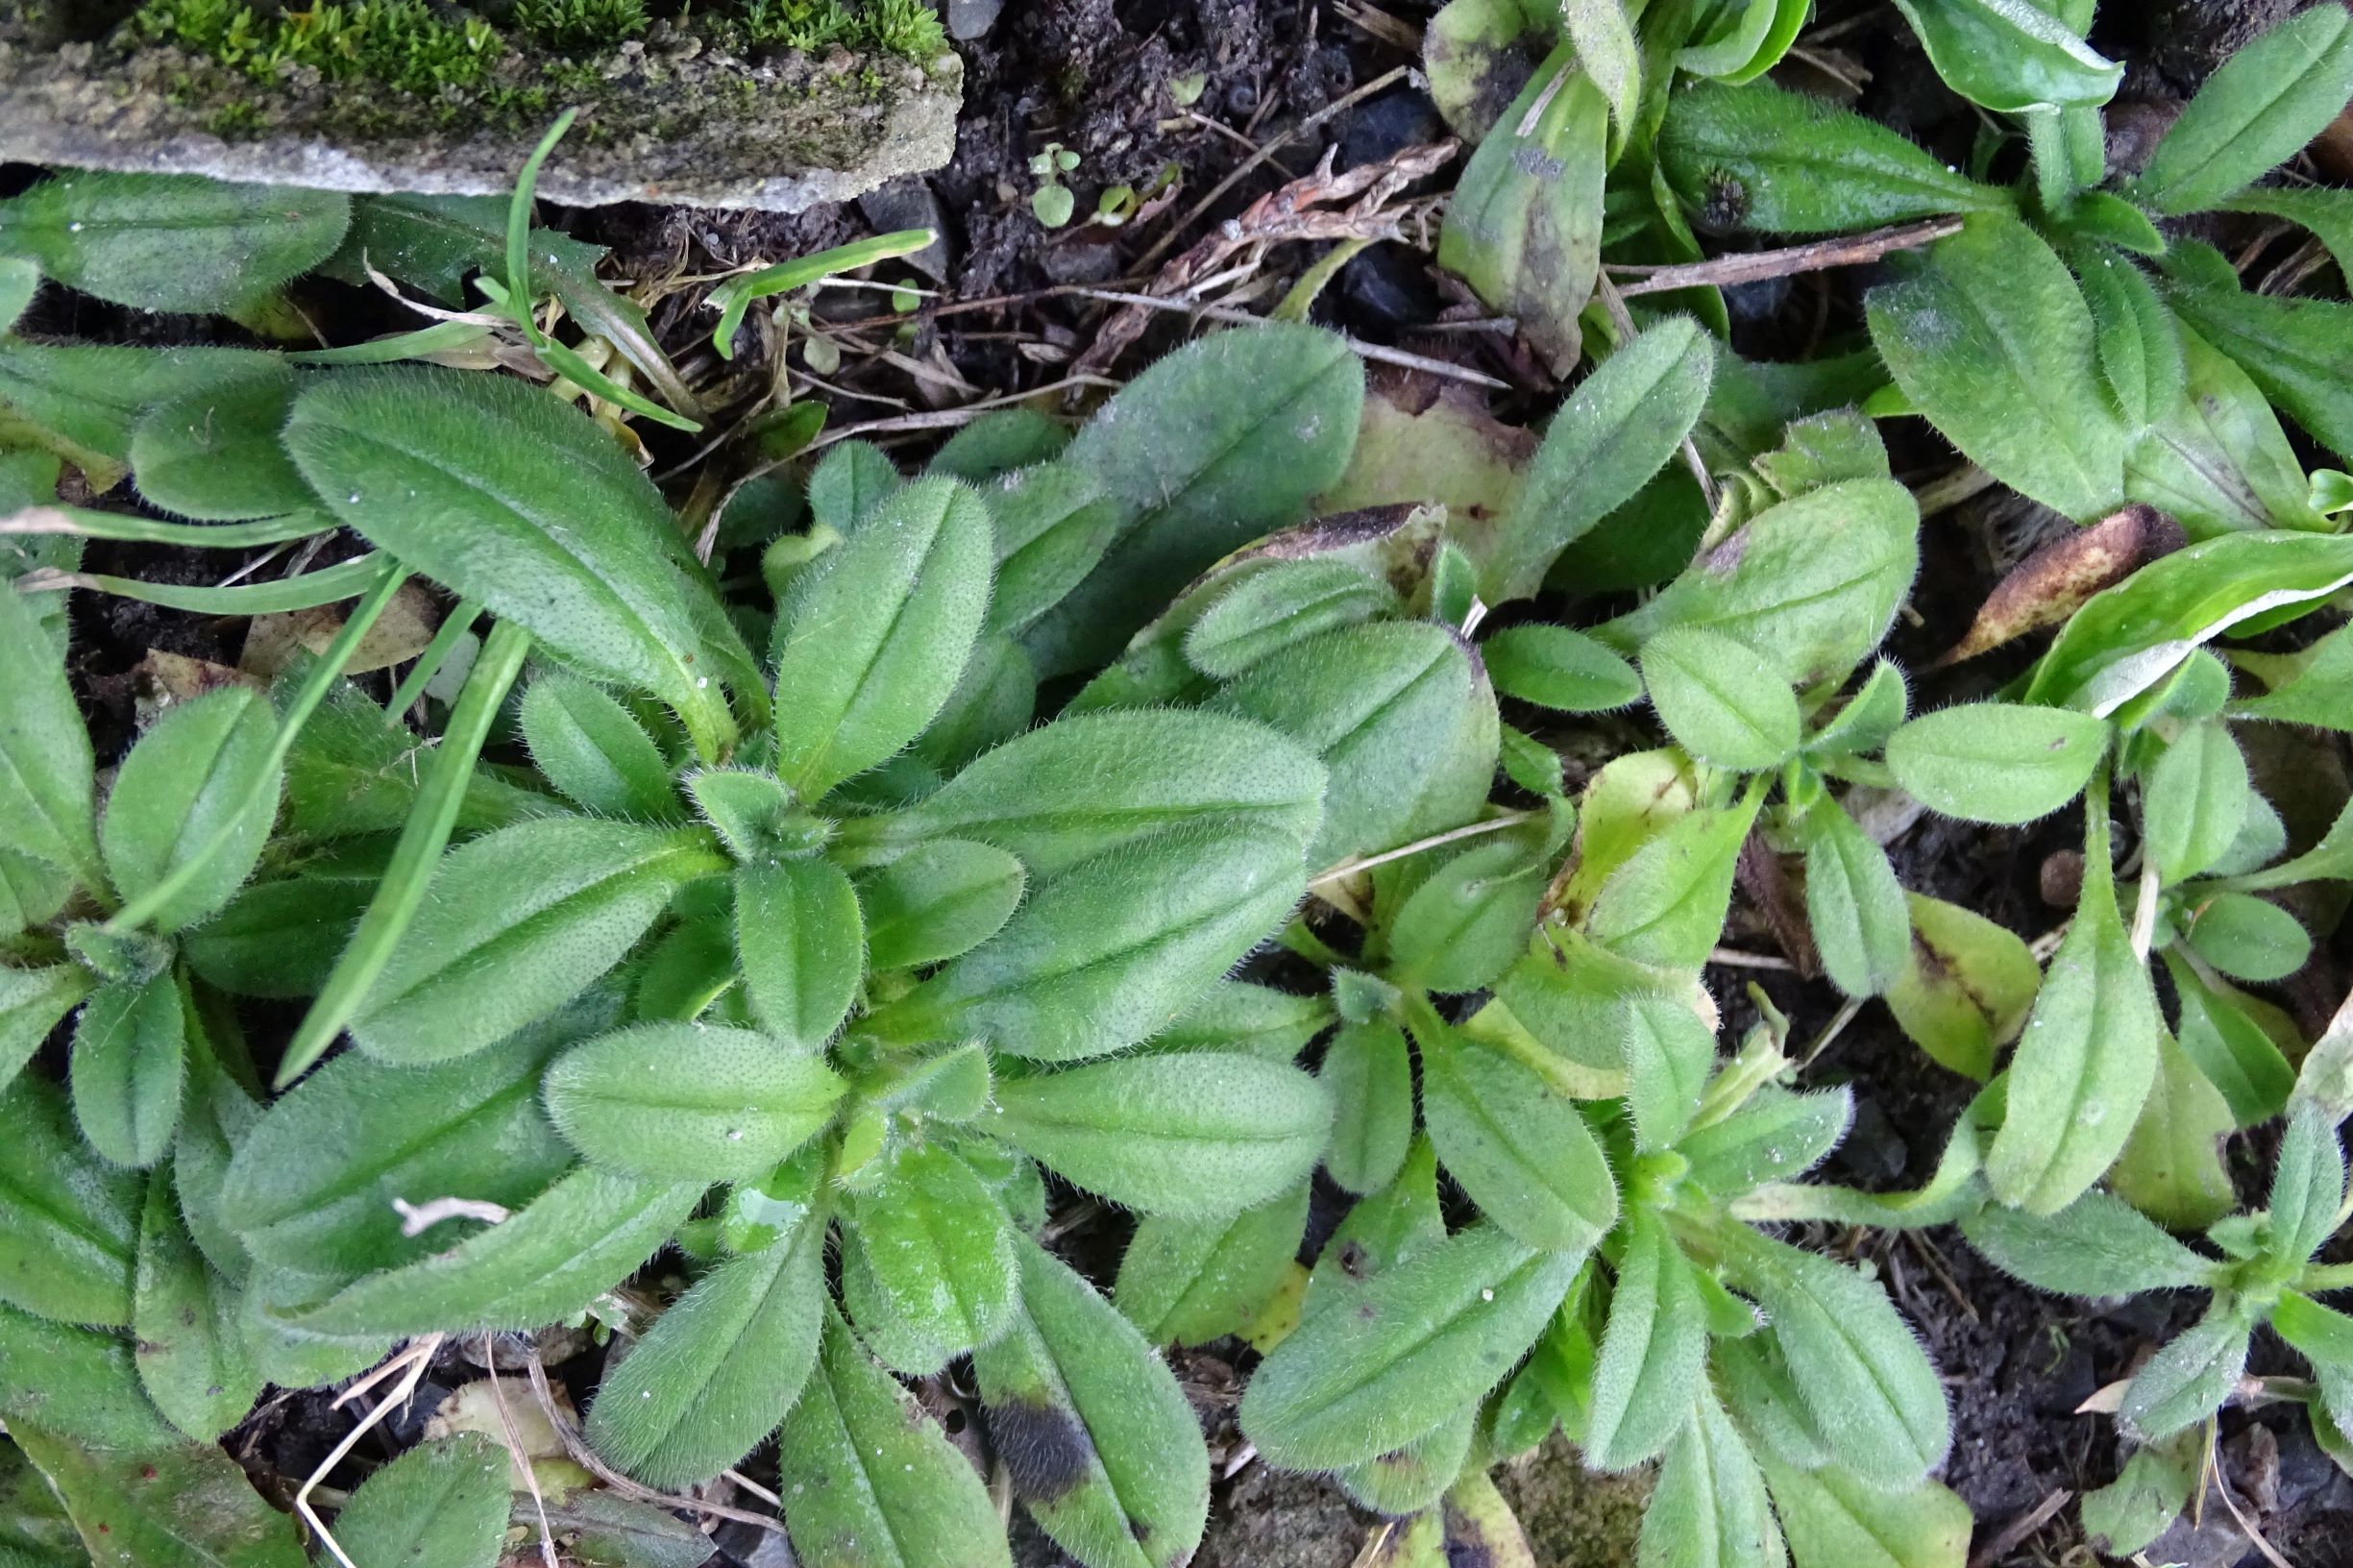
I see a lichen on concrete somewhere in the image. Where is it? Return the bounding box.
[0,6,962,212]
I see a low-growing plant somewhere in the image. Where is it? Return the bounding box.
[0,32,2350,1564]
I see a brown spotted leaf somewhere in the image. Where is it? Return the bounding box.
[1937,502,2181,666]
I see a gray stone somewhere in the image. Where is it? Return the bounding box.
[946,0,1007,42]
[858,178,954,280]
[0,35,962,213]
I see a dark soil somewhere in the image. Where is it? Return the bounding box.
[17,0,2353,1564]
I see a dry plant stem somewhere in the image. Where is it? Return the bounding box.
[1350,1522,1399,1568]
[1708,947,1797,971]
[2130,857,2164,960]
[1595,274,1719,510]
[1800,995,1865,1068]
[1070,286,1507,389]
[1134,63,1417,274]
[1965,1485,2071,1568]
[522,1352,790,1533]
[1914,463,1998,517]
[1309,811,1536,890]
[484,1353,559,1568]
[1609,217,1966,297]
[1076,138,1460,380]
[2207,1425,2295,1568]
[795,373,1126,454]
[295,1333,446,1568]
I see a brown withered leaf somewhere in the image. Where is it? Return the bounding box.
[240,580,439,679]
[132,650,262,727]
[1936,503,2183,667]
[1322,377,1535,534]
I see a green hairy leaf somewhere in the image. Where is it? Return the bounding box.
[1478,316,1715,602]
[1601,478,1920,687]
[1885,703,2108,824]
[867,708,1326,877]
[1241,1223,1581,1470]
[1321,1017,1415,1194]
[1034,324,1363,674]
[1634,1394,1780,1568]
[1868,216,2126,519]
[1722,1228,1949,1490]
[133,1170,259,1439]
[983,461,1122,637]
[1660,80,2009,233]
[2117,1304,2253,1441]
[873,827,1307,1064]
[1757,1458,1973,1568]
[1623,993,1717,1152]
[0,172,349,314]
[735,857,864,1054]
[2080,1435,2200,1557]
[1961,1189,2217,1295]
[349,820,727,1065]
[1889,0,2120,110]
[805,440,902,533]
[2143,721,2250,885]
[1585,1212,1708,1470]
[779,1310,1014,1568]
[1987,811,2161,1214]
[2109,1030,2233,1231]
[0,584,100,906]
[1183,559,1397,678]
[989,1052,1331,1215]
[1586,791,1763,969]
[1115,1180,1309,1346]
[1641,625,1801,771]
[1421,1022,1619,1254]
[544,1022,845,1183]
[271,1166,701,1337]
[1212,621,1496,868]
[518,672,678,821]
[2267,1106,2347,1268]
[771,478,993,796]
[1386,839,1549,993]
[0,966,91,1091]
[2129,3,2353,215]
[0,341,274,484]
[100,688,282,933]
[2073,246,2185,432]
[0,1301,179,1451]
[1679,1086,1852,1195]
[1483,624,1644,713]
[0,1074,140,1325]
[284,367,742,756]
[8,1423,306,1568]
[1803,800,1911,998]
[221,1008,586,1279]
[333,1433,511,1568]
[69,971,187,1170]
[843,1142,1017,1367]
[973,1237,1208,1568]
[126,361,317,523]
[2167,276,2353,464]
[2128,326,2319,536]
[856,839,1025,971]
[590,1204,827,1488]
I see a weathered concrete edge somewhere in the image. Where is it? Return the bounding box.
[0,57,962,213]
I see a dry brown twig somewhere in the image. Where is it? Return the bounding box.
[294,1333,447,1568]
[1072,138,1459,382]
[1607,216,1965,297]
